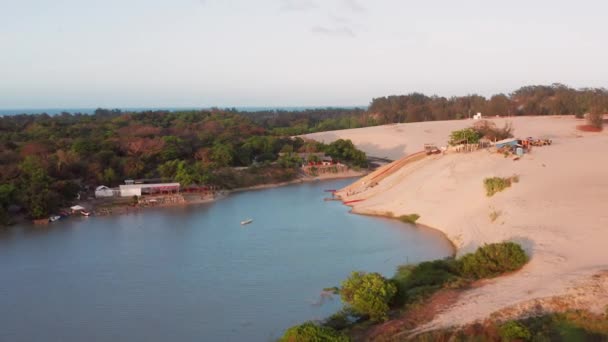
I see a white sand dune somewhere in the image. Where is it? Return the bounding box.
[306,116,580,160]
[307,116,608,328]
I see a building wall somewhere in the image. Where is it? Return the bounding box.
[119,187,142,197]
[95,189,116,198]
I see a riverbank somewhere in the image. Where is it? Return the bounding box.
[330,116,608,331]
[79,169,367,218]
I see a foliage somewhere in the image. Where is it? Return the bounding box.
[587,106,604,130]
[449,128,482,145]
[0,109,368,220]
[324,139,367,168]
[280,322,349,342]
[499,321,532,341]
[473,120,514,141]
[459,242,529,279]
[413,310,608,341]
[340,272,397,322]
[278,153,303,168]
[0,184,16,225]
[391,242,527,309]
[18,156,58,219]
[323,308,361,331]
[391,259,462,307]
[484,176,517,197]
[397,214,420,224]
[370,83,608,122]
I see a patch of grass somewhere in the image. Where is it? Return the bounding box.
[397,214,420,224]
[484,175,519,197]
[489,209,502,222]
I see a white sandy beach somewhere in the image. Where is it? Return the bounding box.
[307,116,608,328]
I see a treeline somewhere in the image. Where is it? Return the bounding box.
[0,110,367,222]
[370,83,608,123]
[245,108,376,135]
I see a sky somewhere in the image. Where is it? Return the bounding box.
[0,0,607,108]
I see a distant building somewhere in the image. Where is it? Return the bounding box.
[473,112,483,120]
[95,185,117,198]
[118,183,180,197]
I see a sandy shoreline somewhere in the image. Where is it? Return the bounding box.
[317,116,608,328]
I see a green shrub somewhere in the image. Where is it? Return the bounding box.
[499,321,532,341]
[587,107,604,130]
[340,272,397,322]
[397,214,420,224]
[449,128,482,146]
[484,177,516,197]
[392,259,461,306]
[322,308,361,331]
[459,242,529,279]
[280,322,349,342]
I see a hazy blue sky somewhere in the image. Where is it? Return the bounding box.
[1,0,607,108]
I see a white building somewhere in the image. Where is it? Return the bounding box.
[118,183,180,197]
[95,185,117,198]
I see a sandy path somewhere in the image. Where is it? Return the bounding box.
[317,116,608,328]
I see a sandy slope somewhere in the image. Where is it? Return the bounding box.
[311,116,608,328]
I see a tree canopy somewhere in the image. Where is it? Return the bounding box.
[340,271,397,322]
[0,109,368,222]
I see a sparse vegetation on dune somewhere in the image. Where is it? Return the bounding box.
[281,242,530,340]
[588,106,605,130]
[397,214,420,224]
[412,309,608,341]
[484,175,519,197]
[448,120,514,146]
[489,209,502,222]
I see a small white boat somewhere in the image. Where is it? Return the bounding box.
[49,215,61,222]
[81,210,91,217]
[240,218,253,225]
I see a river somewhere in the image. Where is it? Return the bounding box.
[0,179,453,342]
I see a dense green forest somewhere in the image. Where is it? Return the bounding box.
[0,110,367,222]
[1,83,607,223]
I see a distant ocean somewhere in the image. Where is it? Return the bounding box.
[0,106,365,116]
